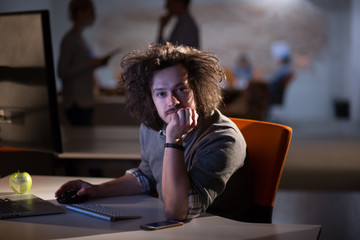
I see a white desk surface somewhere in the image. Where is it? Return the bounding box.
[0,175,321,240]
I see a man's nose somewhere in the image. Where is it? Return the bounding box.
[167,93,180,107]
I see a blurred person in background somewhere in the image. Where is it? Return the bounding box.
[157,0,200,49]
[58,0,117,125]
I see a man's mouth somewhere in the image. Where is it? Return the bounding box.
[165,107,178,116]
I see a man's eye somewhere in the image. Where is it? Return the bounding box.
[177,87,188,92]
[156,92,166,97]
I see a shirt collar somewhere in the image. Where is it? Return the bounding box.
[159,129,166,136]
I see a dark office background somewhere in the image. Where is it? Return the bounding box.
[1,0,359,124]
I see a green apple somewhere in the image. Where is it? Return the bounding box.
[9,171,32,194]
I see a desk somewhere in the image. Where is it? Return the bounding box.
[0,175,321,240]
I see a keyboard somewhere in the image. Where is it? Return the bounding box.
[66,203,141,221]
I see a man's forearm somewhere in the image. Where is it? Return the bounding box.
[162,148,190,221]
[97,174,142,198]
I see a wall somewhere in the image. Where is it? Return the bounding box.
[1,0,359,124]
[279,0,351,121]
[349,0,360,124]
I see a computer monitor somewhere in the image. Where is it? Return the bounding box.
[0,10,62,154]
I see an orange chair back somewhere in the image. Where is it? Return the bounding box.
[230,118,292,207]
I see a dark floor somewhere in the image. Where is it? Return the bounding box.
[273,190,360,240]
[271,119,360,240]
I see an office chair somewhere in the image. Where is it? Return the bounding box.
[229,117,292,223]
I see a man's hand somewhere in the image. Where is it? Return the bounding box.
[166,107,198,143]
[55,174,142,201]
[55,179,98,199]
[163,107,197,220]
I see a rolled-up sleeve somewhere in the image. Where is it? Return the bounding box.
[125,168,153,193]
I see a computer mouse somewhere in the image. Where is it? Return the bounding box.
[56,189,88,204]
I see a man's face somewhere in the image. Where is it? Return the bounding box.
[151,64,196,125]
[78,5,95,27]
[166,0,183,14]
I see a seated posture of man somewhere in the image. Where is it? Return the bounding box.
[55,42,252,221]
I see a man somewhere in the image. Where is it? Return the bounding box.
[58,0,115,126]
[55,43,251,221]
[157,0,200,49]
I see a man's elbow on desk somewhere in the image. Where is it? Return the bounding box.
[164,206,189,221]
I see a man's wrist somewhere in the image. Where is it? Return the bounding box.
[166,136,183,145]
[164,143,185,151]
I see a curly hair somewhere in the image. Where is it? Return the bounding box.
[120,42,225,131]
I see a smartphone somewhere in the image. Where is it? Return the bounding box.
[140,220,184,230]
